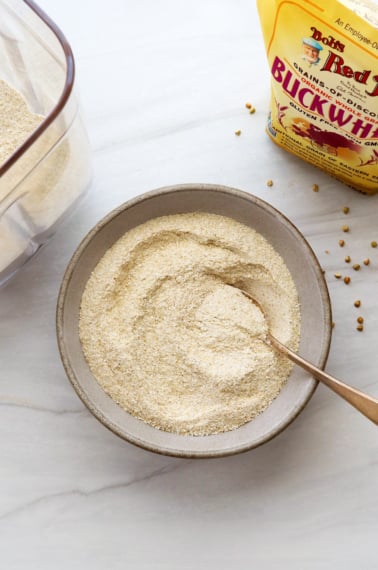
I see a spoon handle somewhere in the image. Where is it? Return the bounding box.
[269,335,378,425]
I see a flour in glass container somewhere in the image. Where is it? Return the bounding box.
[0,78,43,166]
[0,78,89,279]
[79,213,301,436]
[0,79,44,274]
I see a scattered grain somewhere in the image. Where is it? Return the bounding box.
[371,240,377,248]
[354,300,361,308]
[266,179,273,187]
[357,316,364,324]
[342,224,349,232]
[342,206,350,214]
[235,129,242,136]
[312,184,319,192]
[356,324,364,332]
[345,255,351,263]
[353,264,360,271]
[339,239,345,247]
[245,102,252,109]
[249,107,256,114]
[334,272,342,279]
[344,276,351,284]
[363,258,370,266]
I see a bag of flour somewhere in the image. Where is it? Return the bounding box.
[257,0,378,194]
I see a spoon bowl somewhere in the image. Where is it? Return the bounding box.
[239,288,378,425]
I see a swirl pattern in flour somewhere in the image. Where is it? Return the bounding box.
[79,212,300,436]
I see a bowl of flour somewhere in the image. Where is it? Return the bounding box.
[57,184,332,457]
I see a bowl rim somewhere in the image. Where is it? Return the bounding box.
[56,183,332,458]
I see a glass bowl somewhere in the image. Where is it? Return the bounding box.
[0,0,91,287]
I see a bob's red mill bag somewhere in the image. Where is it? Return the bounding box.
[257,0,378,194]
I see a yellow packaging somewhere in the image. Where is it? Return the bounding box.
[257,0,378,194]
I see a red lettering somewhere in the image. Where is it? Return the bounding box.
[355,70,371,84]
[282,71,300,98]
[366,77,378,97]
[310,27,345,52]
[310,27,322,42]
[298,88,313,108]
[321,51,372,92]
[309,95,328,115]
[351,119,373,138]
[271,53,377,137]
[271,56,286,82]
[328,105,353,127]
[334,41,345,53]
[321,51,344,73]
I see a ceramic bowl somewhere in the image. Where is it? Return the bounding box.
[56,184,332,458]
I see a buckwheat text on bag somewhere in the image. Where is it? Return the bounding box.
[257,0,378,194]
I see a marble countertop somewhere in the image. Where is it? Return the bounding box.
[1,1,377,568]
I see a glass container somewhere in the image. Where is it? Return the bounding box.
[0,0,91,287]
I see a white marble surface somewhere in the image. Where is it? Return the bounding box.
[1,1,377,568]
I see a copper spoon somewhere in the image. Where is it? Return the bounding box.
[240,289,378,425]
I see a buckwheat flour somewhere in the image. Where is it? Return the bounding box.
[0,78,90,279]
[0,78,43,166]
[79,213,301,436]
[0,79,44,274]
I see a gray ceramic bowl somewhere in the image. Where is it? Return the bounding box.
[56,184,332,458]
